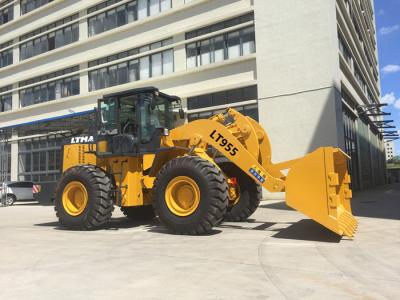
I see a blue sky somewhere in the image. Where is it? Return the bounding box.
[375,0,400,154]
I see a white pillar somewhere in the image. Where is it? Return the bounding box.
[79,10,88,41]
[12,38,19,64]
[14,0,21,18]
[173,33,186,73]
[80,62,89,94]
[10,133,18,181]
[10,85,19,181]
[12,84,19,110]
[172,0,185,8]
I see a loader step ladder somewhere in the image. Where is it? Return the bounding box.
[0,130,10,207]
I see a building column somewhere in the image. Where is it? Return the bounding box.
[10,85,19,181]
[172,0,185,7]
[80,62,89,94]
[172,32,188,113]
[254,0,342,162]
[13,38,19,64]
[79,10,88,41]
[10,133,18,181]
[173,33,186,73]
[13,0,21,18]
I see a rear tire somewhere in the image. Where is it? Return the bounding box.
[218,162,262,222]
[55,165,114,230]
[153,156,229,235]
[121,205,155,221]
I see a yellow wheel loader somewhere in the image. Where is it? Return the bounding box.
[55,87,357,237]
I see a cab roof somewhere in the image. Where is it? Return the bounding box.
[103,87,181,102]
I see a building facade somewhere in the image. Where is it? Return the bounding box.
[0,0,385,190]
[385,140,396,161]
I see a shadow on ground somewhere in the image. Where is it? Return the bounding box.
[272,219,341,243]
[35,217,159,231]
[351,183,400,220]
[34,217,222,235]
[259,201,293,211]
[220,218,342,243]
[33,183,400,239]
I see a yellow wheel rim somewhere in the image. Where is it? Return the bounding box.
[165,176,200,217]
[62,181,88,216]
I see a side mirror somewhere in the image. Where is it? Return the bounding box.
[179,108,185,119]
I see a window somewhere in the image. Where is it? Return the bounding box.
[21,0,54,15]
[186,26,255,68]
[187,85,258,110]
[89,39,173,91]
[342,102,360,190]
[1,143,11,181]
[185,14,255,68]
[188,104,258,122]
[0,41,13,69]
[0,0,13,26]
[18,135,63,183]
[20,14,79,60]
[19,66,80,107]
[185,13,254,39]
[354,65,367,93]
[88,0,171,36]
[0,86,12,113]
[338,34,352,66]
[187,86,258,121]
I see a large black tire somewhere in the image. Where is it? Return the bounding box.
[153,156,229,235]
[121,205,155,221]
[55,165,114,230]
[218,162,262,222]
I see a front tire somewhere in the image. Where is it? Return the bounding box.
[153,156,229,235]
[55,165,114,230]
[5,194,16,206]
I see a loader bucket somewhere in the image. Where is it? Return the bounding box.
[285,147,358,237]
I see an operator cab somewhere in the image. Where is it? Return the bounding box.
[97,87,182,155]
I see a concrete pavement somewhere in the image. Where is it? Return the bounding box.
[0,184,399,300]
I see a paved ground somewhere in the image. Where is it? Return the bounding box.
[0,184,399,300]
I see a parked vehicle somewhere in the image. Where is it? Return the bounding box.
[0,181,37,205]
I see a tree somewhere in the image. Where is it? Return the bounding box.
[388,156,400,164]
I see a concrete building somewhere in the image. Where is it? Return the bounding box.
[385,140,396,161]
[0,0,385,191]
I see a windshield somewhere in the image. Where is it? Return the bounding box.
[99,98,117,134]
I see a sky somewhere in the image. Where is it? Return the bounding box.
[374,0,400,155]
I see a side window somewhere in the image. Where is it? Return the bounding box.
[139,99,154,143]
[99,98,117,134]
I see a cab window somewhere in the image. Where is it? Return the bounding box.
[99,98,117,134]
[119,95,138,135]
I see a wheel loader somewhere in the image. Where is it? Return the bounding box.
[55,87,357,237]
